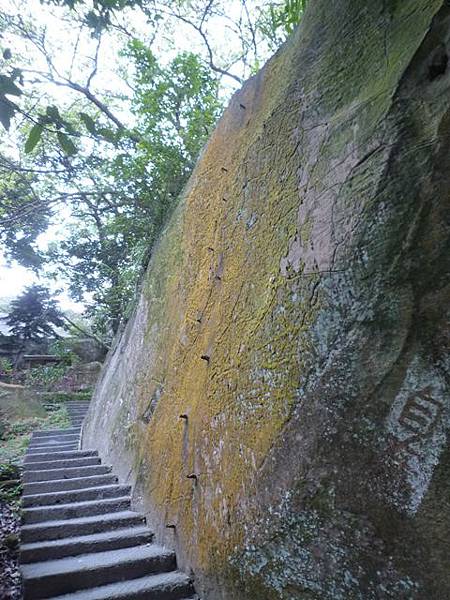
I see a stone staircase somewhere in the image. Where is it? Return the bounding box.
[19,400,196,600]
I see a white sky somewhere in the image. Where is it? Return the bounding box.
[0,260,35,297]
[0,259,83,311]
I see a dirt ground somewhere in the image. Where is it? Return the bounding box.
[0,500,21,599]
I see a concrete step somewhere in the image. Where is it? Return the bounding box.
[23,474,118,496]
[28,438,79,446]
[27,445,79,455]
[22,484,131,508]
[27,435,80,451]
[29,434,81,446]
[22,496,132,524]
[32,428,81,438]
[23,457,101,472]
[21,511,146,543]
[20,526,153,563]
[22,544,176,599]
[23,465,112,483]
[45,571,194,600]
[28,439,80,449]
[24,450,94,464]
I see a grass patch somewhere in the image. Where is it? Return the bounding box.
[0,391,90,511]
[0,463,22,510]
[0,404,71,465]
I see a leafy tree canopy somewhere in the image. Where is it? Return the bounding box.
[0,0,307,342]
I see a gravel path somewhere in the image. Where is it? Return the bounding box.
[0,500,22,599]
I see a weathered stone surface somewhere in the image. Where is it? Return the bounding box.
[84,1,450,598]
[65,338,107,364]
[0,382,46,421]
[65,362,103,391]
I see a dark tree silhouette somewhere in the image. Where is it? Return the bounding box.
[5,284,66,342]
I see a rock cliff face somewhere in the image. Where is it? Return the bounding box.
[83,1,450,598]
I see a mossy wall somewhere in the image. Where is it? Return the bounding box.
[84,1,450,598]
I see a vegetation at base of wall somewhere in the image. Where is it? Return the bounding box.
[0,358,13,381]
[0,388,89,512]
[0,463,21,509]
[0,402,71,524]
[37,390,92,405]
[24,365,69,388]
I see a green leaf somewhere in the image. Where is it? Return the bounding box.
[0,74,22,96]
[63,120,77,135]
[0,96,17,130]
[85,10,99,28]
[46,105,61,122]
[25,123,44,154]
[79,112,97,134]
[56,131,77,156]
[98,127,116,143]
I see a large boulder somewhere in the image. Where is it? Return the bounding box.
[64,338,107,364]
[84,1,450,598]
[65,361,102,391]
[0,382,46,422]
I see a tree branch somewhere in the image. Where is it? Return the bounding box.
[86,35,102,89]
[60,313,111,351]
[150,5,243,85]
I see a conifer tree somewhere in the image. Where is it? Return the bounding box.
[6,284,65,342]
